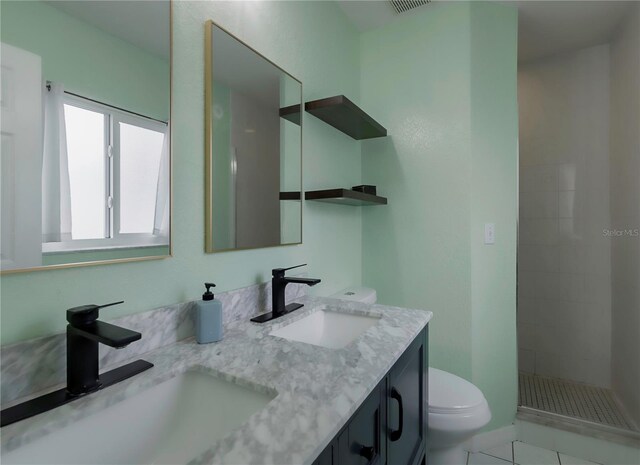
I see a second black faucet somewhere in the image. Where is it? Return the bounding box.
[251,264,321,323]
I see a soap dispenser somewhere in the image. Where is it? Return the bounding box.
[195,283,223,344]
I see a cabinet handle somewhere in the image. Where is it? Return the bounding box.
[389,387,403,442]
[359,445,376,462]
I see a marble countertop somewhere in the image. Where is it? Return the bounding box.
[1,296,432,465]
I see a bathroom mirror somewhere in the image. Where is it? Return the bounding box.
[0,1,171,273]
[205,21,302,252]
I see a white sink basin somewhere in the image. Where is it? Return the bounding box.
[270,309,380,349]
[2,370,276,465]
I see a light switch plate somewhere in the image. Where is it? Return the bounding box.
[484,223,495,245]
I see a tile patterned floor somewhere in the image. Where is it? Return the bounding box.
[518,372,638,432]
[467,440,602,465]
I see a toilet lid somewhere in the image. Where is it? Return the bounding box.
[428,368,486,414]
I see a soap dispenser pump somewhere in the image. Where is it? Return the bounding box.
[195,282,223,344]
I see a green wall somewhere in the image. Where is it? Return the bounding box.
[211,81,233,250]
[0,0,169,121]
[469,2,519,431]
[0,0,519,433]
[359,2,518,430]
[360,0,474,384]
[280,117,303,244]
[0,0,363,344]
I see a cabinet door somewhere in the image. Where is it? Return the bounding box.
[313,441,335,465]
[387,328,427,465]
[338,381,385,465]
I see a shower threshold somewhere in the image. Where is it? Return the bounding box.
[518,407,640,448]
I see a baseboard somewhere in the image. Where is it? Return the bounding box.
[464,424,518,453]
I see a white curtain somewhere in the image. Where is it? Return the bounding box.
[41,82,72,243]
[153,128,169,241]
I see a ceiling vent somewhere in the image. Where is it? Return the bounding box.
[389,0,431,14]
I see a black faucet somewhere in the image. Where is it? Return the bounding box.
[1,301,153,427]
[66,301,151,395]
[251,264,321,323]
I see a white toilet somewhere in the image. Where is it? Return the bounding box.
[330,286,377,304]
[428,368,491,465]
[332,288,491,465]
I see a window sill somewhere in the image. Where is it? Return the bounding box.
[42,236,169,255]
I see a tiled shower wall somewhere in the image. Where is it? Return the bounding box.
[610,3,640,426]
[517,44,612,387]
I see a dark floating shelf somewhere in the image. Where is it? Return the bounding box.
[305,188,387,206]
[305,95,387,140]
[279,191,301,200]
[279,105,301,126]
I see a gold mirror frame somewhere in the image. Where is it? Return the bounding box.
[204,20,303,253]
[1,2,174,275]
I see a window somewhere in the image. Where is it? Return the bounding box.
[119,122,165,234]
[43,95,168,253]
[64,104,108,240]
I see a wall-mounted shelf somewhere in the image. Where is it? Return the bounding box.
[305,95,387,140]
[279,105,301,126]
[305,189,387,206]
[279,191,301,200]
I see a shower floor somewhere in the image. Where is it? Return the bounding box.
[518,372,638,432]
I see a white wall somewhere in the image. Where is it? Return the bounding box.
[610,2,640,426]
[518,44,612,387]
[231,91,281,249]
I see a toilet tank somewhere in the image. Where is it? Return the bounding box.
[330,287,377,305]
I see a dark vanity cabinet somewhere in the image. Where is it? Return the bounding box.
[313,443,335,465]
[337,382,385,465]
[314,326,428,465]
[387,329,427,465]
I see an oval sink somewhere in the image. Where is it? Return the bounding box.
[270,309,380,349]
[2,370,276,465]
